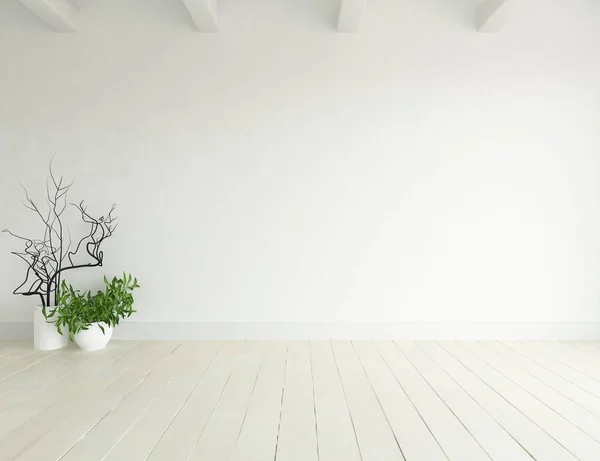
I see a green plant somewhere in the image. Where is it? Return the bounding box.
[50,273,139,341]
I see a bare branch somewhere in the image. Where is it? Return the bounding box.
[5,161,117,309]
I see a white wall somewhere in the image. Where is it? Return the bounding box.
[1,0,599,335]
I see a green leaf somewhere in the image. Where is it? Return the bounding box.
[51,273,139,342]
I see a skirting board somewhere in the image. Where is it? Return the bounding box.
[1,322,600,340]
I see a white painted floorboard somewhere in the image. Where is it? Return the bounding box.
[274,341,318,461]
[354,341,447,461]
[396,341,532,461]
[380,340,489,461]
[332,341,404,461]
[1,341,599,461]
[310,341,361,461]
[231,341,287,461]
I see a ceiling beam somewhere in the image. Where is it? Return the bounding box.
[182,0,219,32]
[18,0,77,32]
[476,0,524,33]
[337,0,366,33]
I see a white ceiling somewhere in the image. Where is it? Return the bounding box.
[1,0,598,35]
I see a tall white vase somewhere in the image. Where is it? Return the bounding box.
[33,306,68,351]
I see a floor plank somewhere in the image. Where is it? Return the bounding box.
[188,342,263,461]
[0,342,31,354]
[101,342,220,461]
[14,342,182,461]
[231,342,287,461]
[466,341,600,442]
[1,340,599,461]
[0,341,163,460]
[504,341,600,399]
[0,348,80,388]
[332,341,404,461]
[0,350,58,382]
[397,341,532,461]
[145,341,246,461]
[274,341,318,461]
[557,339,600,355]
[378,341,489,461]
[0,348,83,408]
[311,341,361,461]
[419,341,578,461]
[0,349,36,368]
[353,341,448,461]
[483,341,600,419]
[532,341,600,380]
[442,341,600,461]
[61,342,220,461]
[563,341,600,356]
[0,342,138,439]
[557,341,600,361]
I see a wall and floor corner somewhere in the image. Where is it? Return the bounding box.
[0,0,599,340]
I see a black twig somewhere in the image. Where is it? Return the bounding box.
[4,163,118,309]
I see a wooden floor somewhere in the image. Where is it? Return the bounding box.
[1,341,600,460]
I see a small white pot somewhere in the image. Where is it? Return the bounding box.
[74,322,113,352]
[34,306,68,351]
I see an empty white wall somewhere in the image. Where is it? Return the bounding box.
[1,0,599,337]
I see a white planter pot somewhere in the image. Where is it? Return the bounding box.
[74,322,113,352]
[33,306,68,351]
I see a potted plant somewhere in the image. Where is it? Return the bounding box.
[51,274,139,351]
[3,162,117,350]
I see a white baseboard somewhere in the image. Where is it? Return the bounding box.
[1,321,600,340]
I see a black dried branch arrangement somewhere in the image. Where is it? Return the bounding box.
[3,162,117,316]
